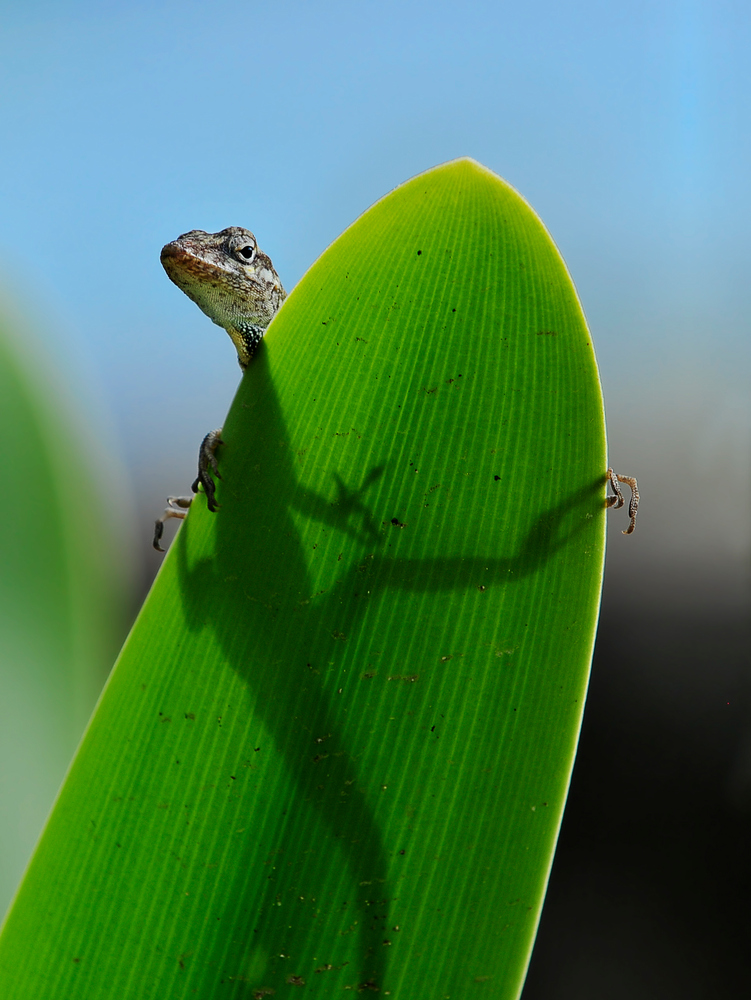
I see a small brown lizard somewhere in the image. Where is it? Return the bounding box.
[153,227,638,549]
[153,227,286,550]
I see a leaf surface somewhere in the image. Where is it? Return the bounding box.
[0,159,607,998]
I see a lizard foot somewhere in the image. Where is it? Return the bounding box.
[153,429,224,552]
[153,496,193,551]
[191,428,224,512]
[606,467,639,534]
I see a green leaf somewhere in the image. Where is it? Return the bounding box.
[0,301,126,916]
[0,159,607,998]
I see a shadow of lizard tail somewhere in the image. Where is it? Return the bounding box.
[174,520,391,994]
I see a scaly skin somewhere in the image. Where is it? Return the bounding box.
[160,227,286,369]
[153,227,286,550]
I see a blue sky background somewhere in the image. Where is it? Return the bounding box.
[1,0,750,609]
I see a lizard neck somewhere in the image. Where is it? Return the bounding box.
[228,322,266,370]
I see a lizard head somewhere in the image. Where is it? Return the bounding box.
[161,227,286,369]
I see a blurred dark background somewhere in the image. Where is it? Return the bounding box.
[524,593,751,998]
[1,1,750,993]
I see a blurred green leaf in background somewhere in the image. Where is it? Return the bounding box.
[0,159,608,998]
[0,298,129,917]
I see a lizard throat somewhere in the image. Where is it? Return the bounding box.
[227,322,266,370]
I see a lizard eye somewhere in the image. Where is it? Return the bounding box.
[235,244,256,263]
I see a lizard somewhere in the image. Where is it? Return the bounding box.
[153,227,286,550]
[153,227,638,550]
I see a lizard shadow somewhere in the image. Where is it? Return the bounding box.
[172,346,603,995]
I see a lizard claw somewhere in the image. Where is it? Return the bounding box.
[153,430,223,552]
[153,496,193,551]
[192,428,224,512]
[606,467,639,534]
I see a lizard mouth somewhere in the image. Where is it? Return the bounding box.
[160,241,183,260]
[160,242,219,292]
[160,240,239,286]
[160,240,194,274]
